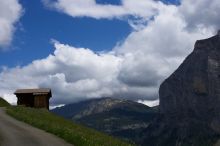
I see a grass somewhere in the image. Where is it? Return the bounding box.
[0,97,10,107]
[6,106,135,146]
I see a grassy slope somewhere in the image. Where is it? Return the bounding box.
[0,97,10,107]
[6,106,135,146]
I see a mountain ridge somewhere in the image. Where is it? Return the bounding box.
[52,97,158,144]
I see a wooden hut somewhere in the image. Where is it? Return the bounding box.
[14,88,52,110]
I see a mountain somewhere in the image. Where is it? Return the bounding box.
[141,32,220,146]
[52,97,158,144]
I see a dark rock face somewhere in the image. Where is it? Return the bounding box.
[142,34,220,146]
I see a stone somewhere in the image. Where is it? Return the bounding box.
[141,32,220,146]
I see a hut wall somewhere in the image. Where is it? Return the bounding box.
[17,94,34,107]
[34,95,48,108]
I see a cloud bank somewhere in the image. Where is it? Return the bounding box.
[1,0,219,106]
[0,0,22,48]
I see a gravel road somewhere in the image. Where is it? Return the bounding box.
[0,108,73,146]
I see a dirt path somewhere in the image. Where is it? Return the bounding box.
[0,108,73,146]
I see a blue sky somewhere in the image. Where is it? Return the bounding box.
[0,0,217,106]
[1,0,132,67]
[0,0,180,68]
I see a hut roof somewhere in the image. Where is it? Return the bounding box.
[14,88,52,97]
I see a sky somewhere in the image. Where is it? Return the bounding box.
[0,0,219,107]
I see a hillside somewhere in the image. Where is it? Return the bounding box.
[52,97,158,144]
[7,106,134,146]
[0,107,72,146]
[0,97,10,107]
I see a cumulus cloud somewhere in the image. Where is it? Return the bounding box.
[0,0,22,48]
[0,0,219,106]
[42,0,163,20]
[0,40,164,105]
[180,0,220,30]
[0,42,122,105]
[42,0,220,31]
[115,4,213,90]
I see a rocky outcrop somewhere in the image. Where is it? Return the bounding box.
[142,33,220,146]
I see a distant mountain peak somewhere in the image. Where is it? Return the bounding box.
[73,98,127,118]
[52,97,158,145]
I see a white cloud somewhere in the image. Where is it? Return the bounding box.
[115,4,212,96]
[180,0,220,31]
[137,99,159,107]
[42,0,163,20]
[0,42,123,105]
[0,39,166,105]
[0,0,22,48]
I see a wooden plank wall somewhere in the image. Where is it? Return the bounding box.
[34,95,47,108]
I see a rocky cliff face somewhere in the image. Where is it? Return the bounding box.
[142,33,220,146]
